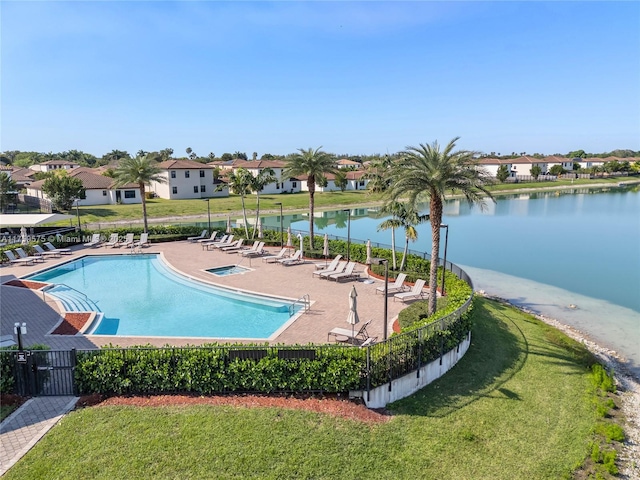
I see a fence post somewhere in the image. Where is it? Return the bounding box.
[416,328,422,378]
[71,348,78,395]
[366,345,371,402]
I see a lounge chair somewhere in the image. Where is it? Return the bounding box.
[241,241,265,257]
[83,233,102,247]
[196,231,219,243]
[122,233,135,248]
[278,249,303,266]
[134,233,149,248]
[376,273,408,295]
[318,261,347,278]
[104,233,120,248]
[311,255,342,277]
[328,261,359,282]
[187,230,207,242]
[15,247,44,263]
[44,242,71,255]
[34,244,61,258]
[221,239,244,253]
[0,335,17,348]
[394,279,427,302]
[327,320,372,344]
[262,248,288,263]
[206,235,235,250]
[4,250,37,266]
[202,234,227,249]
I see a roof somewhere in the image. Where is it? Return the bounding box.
[337,159,361,166]
[41,160,79,166]
[28,168,138,190]
[157,159,215,170]
[0,213,74,226]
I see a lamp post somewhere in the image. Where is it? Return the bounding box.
[204,198,211,235]
[275,202,283,248]
[343,208,351,261]
[372,258,389,340]
[14,322,26,351]
[440,224,449,296]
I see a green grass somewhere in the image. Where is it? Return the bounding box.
[0,404,17,422]
[4,298,603,479]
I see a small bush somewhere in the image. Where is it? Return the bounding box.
[591,364,616,393]
[595,423,625,443]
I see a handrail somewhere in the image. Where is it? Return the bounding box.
[52,283,90,301]
[289,294,310,316]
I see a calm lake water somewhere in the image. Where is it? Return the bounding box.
[258,184,640,377]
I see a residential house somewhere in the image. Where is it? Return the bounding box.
[220,159,301,194]
[29,160,81,173]
[26,167,141,205]
[151,159,228,199]
[336,159,362,170]
[299,170,369,192]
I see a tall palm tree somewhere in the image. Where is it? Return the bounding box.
[227,167,253,237]
[249,167,276,239]
[376,201,403,270]
[283,147,336,249]
[396,204,430,271]
[113,155,166,233]
[363,155,392,194]
[388,137,494,314]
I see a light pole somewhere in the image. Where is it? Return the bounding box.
[372,258,389,340]
[275,202,283,248]
[343,209,351,261]
[204,198,211,235]
[14,322,26,351]
[440,224,449,296]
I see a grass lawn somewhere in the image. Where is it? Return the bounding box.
[4,298,601,479]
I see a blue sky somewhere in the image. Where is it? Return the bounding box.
[2,1,639,158]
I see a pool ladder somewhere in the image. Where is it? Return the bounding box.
[289,294,310,316]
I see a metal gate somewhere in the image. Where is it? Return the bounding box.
[14,349,77,396]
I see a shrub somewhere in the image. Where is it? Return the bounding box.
[595,423,625,443]
[591,364,616,393]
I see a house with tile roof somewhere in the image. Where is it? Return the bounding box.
[219,159,302,194]
[29,160,81,173]
[336,159,362,169]
[26,168,141,205]
[299,170,369,192]
[150,159,228,199]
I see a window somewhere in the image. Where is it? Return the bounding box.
[292,182,297,188]
[171,171,176,178]
[199,170,205,178]
[193,186,199,193]
[172,186,178,194]
[102,190,107,196]
[276,182,280,190]
[124,190,136,199]
[185,171,190,178]
[359,180,365,187]
[200,185,206,193]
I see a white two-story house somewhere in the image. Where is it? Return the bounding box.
[151,160,228,199]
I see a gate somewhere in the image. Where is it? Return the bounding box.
[14,350,77,396]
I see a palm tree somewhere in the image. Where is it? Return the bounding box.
[227,168,253,237]
[376,201,403,270]
[249,168,276,239]
[113,155,166,233]
[283,147,336,249]
[396,204,430,271]
[388,137,494,314]
[363,155,392,194]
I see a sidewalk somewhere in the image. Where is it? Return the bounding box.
[0,396,78,476]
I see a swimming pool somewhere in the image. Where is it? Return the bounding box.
[206,265,252,276]
[26,255,301,339]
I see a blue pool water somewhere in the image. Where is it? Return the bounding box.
[206,265,251,276]
[27,255,299,338]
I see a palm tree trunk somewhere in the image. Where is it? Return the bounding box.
[428,194,443,315]
[240,195,249,237]
[308,177,315,249]
[140,182,148,233]
[391,227,397,270]
[253,192,261,239]
[400,237,409,271]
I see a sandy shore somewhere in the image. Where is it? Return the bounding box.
[480,293,640,479]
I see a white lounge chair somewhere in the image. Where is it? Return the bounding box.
[318,261,347,278]
[241,241,265,257]
[328,261,359,282]
[394,279,427,302]
[262,248,288,263]
[34,244,61,258]
[5,250,37,266]
[202,234,227,249]
[278,250,303,266]
[221,239,244,253]
[376,273,408,295]
[197,231,219,243]
[312,256,344,278]
[122,233,135,248]
[207,235,235,250]
[188,230,207,242]
[83,233,102,247]
[104,233,120,248]
[16,247,44,263]
[327,320,372,344]
[134,233,149,248]
[44,242,71,255]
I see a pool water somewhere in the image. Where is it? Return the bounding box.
[207,265,251,276]
[27,255,300,339]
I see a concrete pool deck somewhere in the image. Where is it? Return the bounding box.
[0,240,408,349]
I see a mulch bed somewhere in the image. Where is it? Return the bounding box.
[51,313,92,335]
[76,393,392,424]
[3,279,48,290]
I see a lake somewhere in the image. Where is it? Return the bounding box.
[263,184,640,377]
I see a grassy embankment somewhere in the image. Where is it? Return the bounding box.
[3,298,607,479]
[67,176,636,226]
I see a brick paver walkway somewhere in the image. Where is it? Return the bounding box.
[0,396,78,475]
